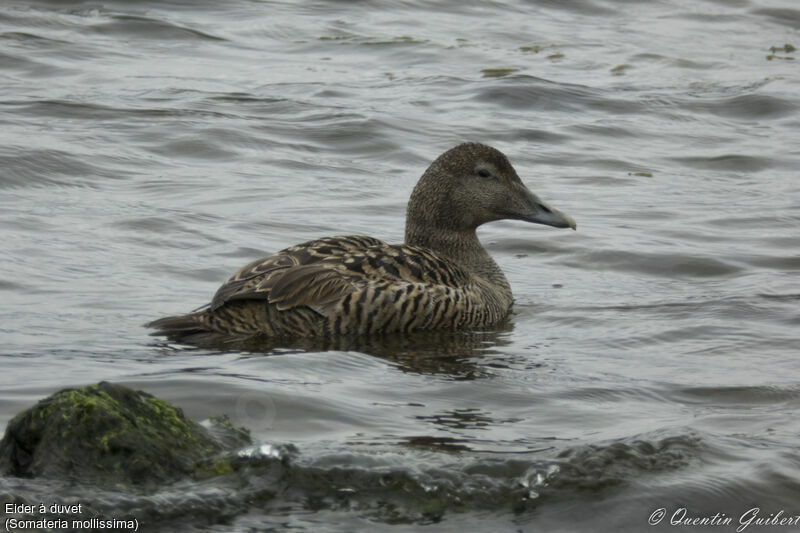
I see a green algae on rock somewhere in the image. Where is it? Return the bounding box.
[0,382,243,491]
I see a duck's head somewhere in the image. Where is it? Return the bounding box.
[405,143,576,240]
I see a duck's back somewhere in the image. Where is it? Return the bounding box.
[147,235,510,340]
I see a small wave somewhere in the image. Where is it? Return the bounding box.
[686,94,797,121]
[672,385,800,406]
[752,7,800,29]
[0,50,73,77]
[0,280,29,292]
[759,292,800,302]
[473,75,646,115]
[0,147,110,189]
[0,31,69,46]
[91,14,225,42]
[145,136,238,160]
[671,154,773,172]
[3,99,175,121]
[562,249,742,278]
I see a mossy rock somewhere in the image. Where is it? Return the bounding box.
[0,382,233,491]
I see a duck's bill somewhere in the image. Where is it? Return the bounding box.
[516,189,577,230]
[522,203,576,230]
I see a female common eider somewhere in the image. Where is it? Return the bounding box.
[147,143,576,340]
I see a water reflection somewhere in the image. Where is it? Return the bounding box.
[416,408,494,431]
[151,321,514,377]
[401,436,472,453]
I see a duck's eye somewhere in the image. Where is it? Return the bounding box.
[477,169,492,178]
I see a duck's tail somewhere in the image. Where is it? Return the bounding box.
[145,312,210,340]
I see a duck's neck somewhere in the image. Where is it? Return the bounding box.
[404,224,511,296]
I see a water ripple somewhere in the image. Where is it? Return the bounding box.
[1,0,799,530]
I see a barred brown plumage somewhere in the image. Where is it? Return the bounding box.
[146,143,576,343]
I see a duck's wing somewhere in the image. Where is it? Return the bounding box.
[209,235,385,310]
[267,243,473,311]
[210,237,473,315]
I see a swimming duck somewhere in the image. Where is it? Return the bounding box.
[147,143,575,340]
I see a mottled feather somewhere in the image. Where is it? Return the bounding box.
[209,235,384,310]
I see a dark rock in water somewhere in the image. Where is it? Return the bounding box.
[0,382,247,491]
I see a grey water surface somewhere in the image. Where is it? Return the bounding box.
[1,0,799,531]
